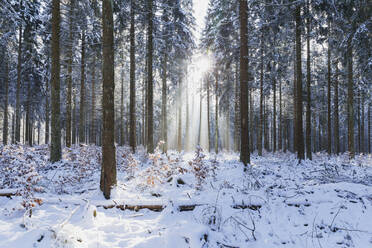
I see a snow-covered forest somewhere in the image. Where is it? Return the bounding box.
[0,0,371,247]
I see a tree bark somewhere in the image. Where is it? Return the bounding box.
[361,91,365,154]
[198,79,202,146]
[327,20,332,155]
[239,0,250,165]
[215,69,219,154]
[207,75,211,152]
[11,113,15,144]
[101,0,117,199]
[258,32,264,156]
[177,74,182,151]
[294,5,304,160]
[15,25,23,143]
[25,76,31,146]
[146,0,154,153]
[306,0,312,159]
[234,64,240,152]
[357,90,361,153]
[347,36,354,158]
[79,31,86,144]
[334,62,340,154]
[185,77,190,151]
[50,0,62,162]
[72,90,77,145]
[161,54,168,153]
[45,68,50,145]
[90,55,96,144]
[368,102,371,154]
[249,88,254,152]
[129,0,136,152]
[278,79,282,151]
[66,0,74,148]
[2,56,9,145]
[273,73,277,152]
[120,69,124,146]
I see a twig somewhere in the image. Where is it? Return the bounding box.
[330,207,342,230]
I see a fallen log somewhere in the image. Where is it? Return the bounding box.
[97,203,261,212]
[232,204,262,210]
[0,189,18,197]
[0,192,16,197]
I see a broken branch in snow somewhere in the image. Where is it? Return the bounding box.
[97,203,262,212]
[232,204,262,211]
[0,192,16,197]
[0,189,18,197]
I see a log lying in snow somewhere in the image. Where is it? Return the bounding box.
[0,189,18,197]
[101,204,165,212]
[0,192,16,197]
[232,204,262,210]
[97,203,262,212]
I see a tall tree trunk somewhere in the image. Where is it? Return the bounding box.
[185,79,190,151]
[239,0,250,165]
[198,79,202,146]
[50,0,62,162]
[249,89,254,152]
[234,64,240,152]
[273,75,277,152]
[207,75,211,152]
[25,78,31,146]
[306,0,312,159]
[347,36,354,158]
[101,0,117,199]
[293,40,297,153]
[294,5,304,160]
[264,98,269,151]
[161,54,168,153]
[177,75,182,151]
[142,77,146,146]
[278,79,282,151]
[79,31,86,144]
[368,102,371,154]
[146,0,154,153]
[90,56,96,144]
[15,25,23,143]
[72,91,77,145]
[11,114,14,144]
[258,32,264,156]
[2,56,9,145]
[66,0,74,148]
[334,62,340,154]
[357,90,361,153]
[215,69,219,154]
[327,20,332,155]
[227,103,231,151]
[120,69,124,146]
[361,91,365,154]
[45,71,50,145]
[129,0,136,152]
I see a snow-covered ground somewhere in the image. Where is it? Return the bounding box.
[0,144,372,248]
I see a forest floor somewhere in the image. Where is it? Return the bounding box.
[0,144,372,248]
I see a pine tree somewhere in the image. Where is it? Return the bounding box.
[294,5,304,160]
[2,54,9,145]
[129,0,136,153]
[146,0,154,153]
[50,0,61,162]
[101,0,117,199]
[239,0,250,165]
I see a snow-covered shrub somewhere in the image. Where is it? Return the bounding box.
[145,141,171,186]
[189,146,208,190]
[0,145,45,210]
[116,146,139,178]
